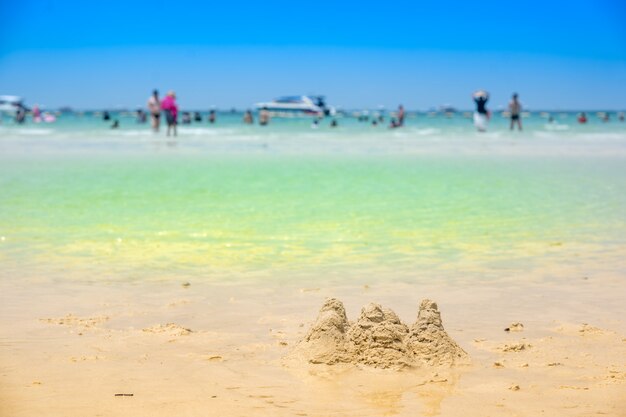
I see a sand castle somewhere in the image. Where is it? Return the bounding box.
[291,298,467,369]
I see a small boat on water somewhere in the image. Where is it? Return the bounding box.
[255,95,335,117]
[0,95,26,114]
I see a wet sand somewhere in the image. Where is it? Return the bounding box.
[1,271,625,417]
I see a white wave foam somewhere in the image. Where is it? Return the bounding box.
[13,128,55,135]
[177,128,236,136]
[413,128,441,136]
[544,124,570,131]
[115,130,154,137]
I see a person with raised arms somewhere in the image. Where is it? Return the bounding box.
[472,90,490,132]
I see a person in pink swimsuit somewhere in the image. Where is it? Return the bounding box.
[161,91,178,137]
[32,104,42,123]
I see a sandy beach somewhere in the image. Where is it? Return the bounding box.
[2,117,626,416]
[3,0,626,414]
[1,267,625,417]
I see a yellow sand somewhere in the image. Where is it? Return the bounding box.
[1,273,625,417]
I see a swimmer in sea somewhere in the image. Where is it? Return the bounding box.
[209,109,216,124]
[578,112,587,124]
[509,93,522,131]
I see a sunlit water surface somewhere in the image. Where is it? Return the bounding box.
[1,112,625,284]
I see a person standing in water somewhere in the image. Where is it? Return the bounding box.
[472,90,490,132]
[147,89,161,132]
[32,104,42,123]
[208,109,216,124]
[397,105,405,126]
[160,91,178,137]
[136,109,147,124]
[259,107,270,126]
[15,105,26,124]
[509,93,522,131]
[243,110,254,124]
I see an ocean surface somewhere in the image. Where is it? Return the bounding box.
[1,112,625,284]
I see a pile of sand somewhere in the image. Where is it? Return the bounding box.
[142,323,193,336]
[290,298,467,369]
[297,298,350,365]
[407,299,469,366]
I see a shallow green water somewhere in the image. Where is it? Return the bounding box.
[2,150,625,282]
[1,112,626,282]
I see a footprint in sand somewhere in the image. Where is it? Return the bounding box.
[167,299,190,308]
[202,355,224,362]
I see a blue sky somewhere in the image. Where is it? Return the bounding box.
[1,0,625,110]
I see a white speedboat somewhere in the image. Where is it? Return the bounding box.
[0,95,25,114]
[255,95,335,117]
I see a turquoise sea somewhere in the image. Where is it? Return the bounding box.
[1,111,625,284]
